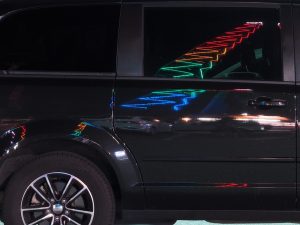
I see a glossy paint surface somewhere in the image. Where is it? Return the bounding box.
[0,77,144,209]
[115,79,296,210]
[114,1,297,212]
[0,1,297,222]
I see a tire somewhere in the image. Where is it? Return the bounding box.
[3,152,115,225]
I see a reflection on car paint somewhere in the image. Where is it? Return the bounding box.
[121,88,253,113]
[71,122,88,137]
[232,89,253,92]
[181,117,222,123]
[121,89,206,111]
[115,116,172,134]
[20,125,26,140]
[117,88,294,134]
[156,22,263,79]
[114,150,128,160]
[71,121,102,137]
[232,114,294,128]
[0,125,27,156]
[216,183,249,188]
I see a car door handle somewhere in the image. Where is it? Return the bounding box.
[248,96,287,109]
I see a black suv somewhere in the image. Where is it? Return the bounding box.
[0,0,300,224]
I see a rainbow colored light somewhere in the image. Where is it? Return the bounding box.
[71,122,87,137]
[70,122,96,137]
[121,89,206,111]
[157,22,263,79]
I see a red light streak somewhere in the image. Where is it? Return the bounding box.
[217,183,249,188]
[20,125,26,140]
[179,22,262,64]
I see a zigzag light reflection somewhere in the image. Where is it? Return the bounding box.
[71,121,96,137]
[157,22,263,79]
[121,89,206,111]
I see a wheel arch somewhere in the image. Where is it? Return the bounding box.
[0,120,144,213]
[17,139,122,208]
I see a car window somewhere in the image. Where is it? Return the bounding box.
[144,7,283,81]
[0,5,120,74]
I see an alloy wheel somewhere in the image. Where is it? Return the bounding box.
[20,172,95,225]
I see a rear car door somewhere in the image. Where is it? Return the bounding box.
[115,1,296,210]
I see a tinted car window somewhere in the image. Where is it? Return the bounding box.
[144,8,282,81]
[0,5,120,73]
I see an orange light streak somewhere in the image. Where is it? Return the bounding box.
[20,125,26,140]
[179,22,262,64]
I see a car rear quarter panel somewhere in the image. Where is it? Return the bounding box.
[0,76,144,209]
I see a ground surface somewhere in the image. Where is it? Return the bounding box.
[0,221,297,225]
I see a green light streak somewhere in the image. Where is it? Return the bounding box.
[159,60,212,79]
[199,61,213,79]
[160,61,203,79]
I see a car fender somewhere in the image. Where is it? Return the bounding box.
[0,119,144,209]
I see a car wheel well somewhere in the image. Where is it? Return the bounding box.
[3,139,122,217]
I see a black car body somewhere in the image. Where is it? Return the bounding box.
[0,0,300,224]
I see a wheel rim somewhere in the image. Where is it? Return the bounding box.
[20,172,95,225]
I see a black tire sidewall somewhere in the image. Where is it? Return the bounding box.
[3,152,115,225]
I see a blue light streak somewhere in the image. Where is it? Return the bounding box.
[121,89,206,111]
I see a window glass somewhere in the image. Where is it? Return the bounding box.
[144,8,282,81]
[0,5,120,73]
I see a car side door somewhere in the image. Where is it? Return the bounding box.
[115,2,296,210]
